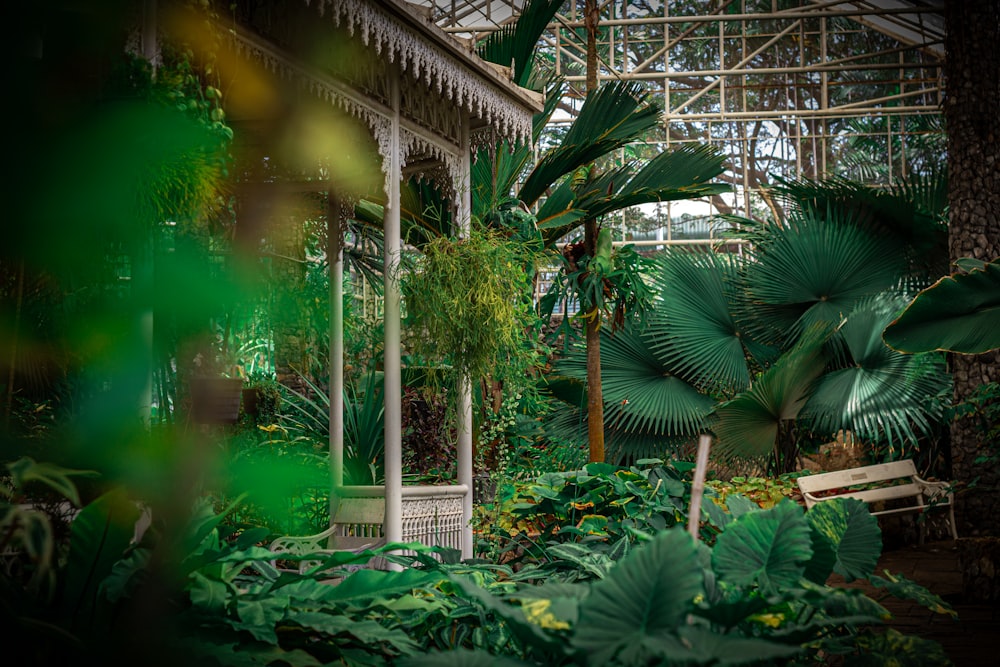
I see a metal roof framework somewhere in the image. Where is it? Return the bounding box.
[413,0,946,241]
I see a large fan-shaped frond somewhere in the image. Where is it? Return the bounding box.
[742,209,906,347]
[645,249,753,395]
[802,295,951,449]
[712,326,830,463]
[554,325,715,438]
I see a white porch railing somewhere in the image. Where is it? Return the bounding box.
[337,484,468,557]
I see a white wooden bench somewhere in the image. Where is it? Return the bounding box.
[796,459,958,544]
[267,496,387,576]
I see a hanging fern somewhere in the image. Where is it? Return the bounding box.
[402,226,544,389]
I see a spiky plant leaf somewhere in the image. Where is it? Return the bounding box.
[804,497,882,583]
[573,529,703,665]
[883,257,1000,354]
[712,500,813,595]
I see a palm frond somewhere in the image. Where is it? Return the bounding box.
[645,249,753,395]
[802,294,951,451]
[553,325,715,437]
[771,173,947,278]
[518,81,660,207]
[476,0,564,88]
[741,207,907,347]
[711,325,830,463]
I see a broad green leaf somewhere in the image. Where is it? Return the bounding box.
[712,500,813,595]
[312,564,445,604]
[60,487,141,624]
[652,625,803,665]
[573,529,703,665]
[290,613,418,652]
[883,257,1000,354]
[804,497,882,582]
[869,571,957,618]
[236,597,288,644]
[693,595,773,631]
[398,648,536,667]
[852,627,951,666]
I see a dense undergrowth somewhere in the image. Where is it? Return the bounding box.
[2,457,956,667]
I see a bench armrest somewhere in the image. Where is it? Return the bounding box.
[912,475,954,503]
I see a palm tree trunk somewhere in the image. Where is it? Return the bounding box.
[945,0,1000,535]
[584,0,604,463]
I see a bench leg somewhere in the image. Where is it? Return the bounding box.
[948,504,959,541]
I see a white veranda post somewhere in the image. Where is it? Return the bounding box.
[456,114,474,560]
[383,65,404,555]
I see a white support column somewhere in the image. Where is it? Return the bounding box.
[328,190,345,498]
[456,114,474,560]
[383,67,404,556]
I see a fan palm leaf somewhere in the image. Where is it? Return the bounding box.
[645,249,756,396]
[770,172,948,278]
[742,208,907,347]
[802,294,951,450]
[553,325,715,438]
[711,325,830,465]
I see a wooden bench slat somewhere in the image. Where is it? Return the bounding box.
[795,458,957,544]
[796,460,918,492]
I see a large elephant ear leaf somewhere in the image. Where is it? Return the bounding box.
[59,487,141,622]
[883,257,1000,354]
[398,648,536,667]
[804,497,882,583]
[573,529,703,666]
[712,500,813,595]
[869,571,957,618]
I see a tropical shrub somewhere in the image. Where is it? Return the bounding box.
[544,176,953,472]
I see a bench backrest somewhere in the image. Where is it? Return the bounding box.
[796,459,918,495]
[331,496,385,538]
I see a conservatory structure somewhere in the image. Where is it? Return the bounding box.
[207,0,542,558]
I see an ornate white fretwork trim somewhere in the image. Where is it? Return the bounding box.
[311,0,533,147]
[228,30,464,194]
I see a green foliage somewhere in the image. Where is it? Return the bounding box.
[545,175,953,470]
[480,461,714,570]
[403,226,545,390]
[4,458,957,667]
[884,257,1000,355]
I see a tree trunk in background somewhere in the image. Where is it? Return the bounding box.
[584,0,604,463]
[945,0,1000,536]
